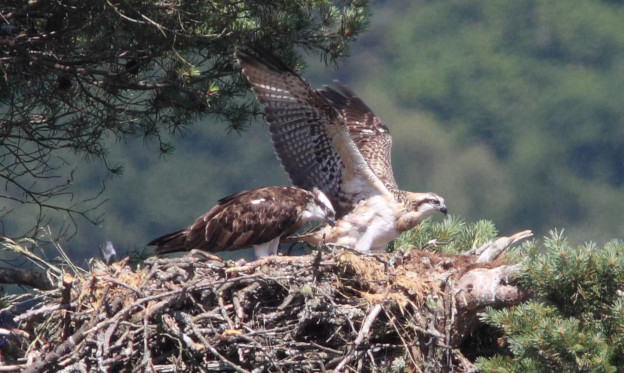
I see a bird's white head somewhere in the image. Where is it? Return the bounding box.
[396,192,447,232]
[301,188,336,226]
[412,192,447,217]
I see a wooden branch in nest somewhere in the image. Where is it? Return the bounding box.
[465,230,533,263]
[9,230,532,372]
[0,268,54,290]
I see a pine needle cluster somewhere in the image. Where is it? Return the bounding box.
[393,215,499,254]
[1,0,370,241]
[477,231,624,372]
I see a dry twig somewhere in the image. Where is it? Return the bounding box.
[6,231,530,372]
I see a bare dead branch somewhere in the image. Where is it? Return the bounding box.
[0,268,54,290]
[10,231,531,372]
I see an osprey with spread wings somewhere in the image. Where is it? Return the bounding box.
[237,49,447,253]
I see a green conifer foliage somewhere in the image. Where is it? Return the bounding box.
[0,0,369,240]
[477,232,624,372]
[394,215,499,254]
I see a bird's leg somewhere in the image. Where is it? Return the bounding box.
[252,237,281,258]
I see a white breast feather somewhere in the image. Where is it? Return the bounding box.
[333,195,399,252]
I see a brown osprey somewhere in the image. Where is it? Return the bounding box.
[237,49,447,252]
[148,186,335,258]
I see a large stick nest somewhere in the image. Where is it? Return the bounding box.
[3,232,532,372]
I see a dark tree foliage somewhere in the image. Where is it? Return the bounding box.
[0,0,369,240]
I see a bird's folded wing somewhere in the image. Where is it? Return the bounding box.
[187,188,301,251]
[237,48,392,215]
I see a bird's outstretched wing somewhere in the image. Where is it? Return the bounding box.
[237,48,391,216]
[319,82,399,194]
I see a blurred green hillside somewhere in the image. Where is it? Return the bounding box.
[372,0,624,242]
[20,0,624,260]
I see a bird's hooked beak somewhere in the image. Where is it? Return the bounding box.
[326,217,336,227]
[438,205,448,215]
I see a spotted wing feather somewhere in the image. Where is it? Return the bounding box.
[319,82,399,194]
[237,49,391,216]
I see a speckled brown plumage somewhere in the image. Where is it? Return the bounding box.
[319,82,399,196]
[237,48,447,252]
[148,186,324,254]
[237,48,392,218]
